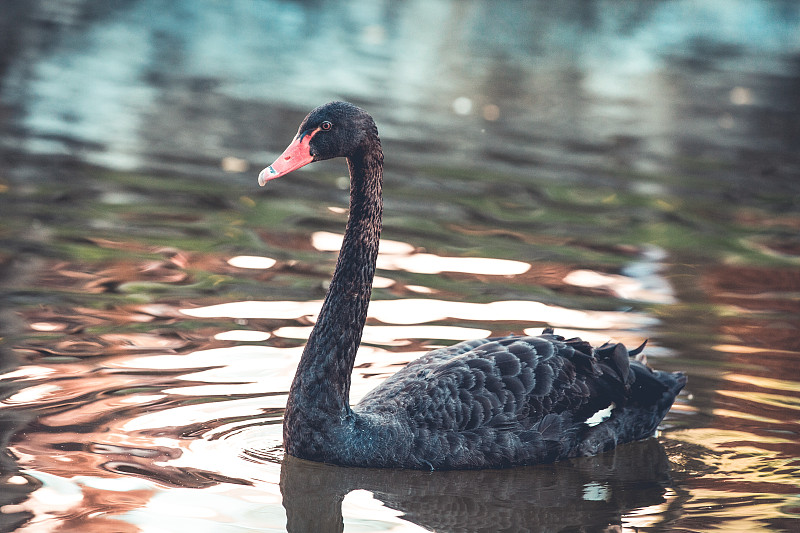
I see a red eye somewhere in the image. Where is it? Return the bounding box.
[320,121,332,131]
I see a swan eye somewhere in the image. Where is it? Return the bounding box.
[320,121,333,131]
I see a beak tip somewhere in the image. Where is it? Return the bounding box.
[258,166,277,186]
[258,135,315,186]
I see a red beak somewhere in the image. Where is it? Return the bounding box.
[258,133,316,186]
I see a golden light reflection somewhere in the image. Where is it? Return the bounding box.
[111,343,429,406]
[0,366,56,380]
[226,255,277,269]
[273,325,492,345]
[114,345,301,402]
[118,345,283,369]
[406,285,434,294]
[716,390,800,412]
[366,299,652,329]
[666,428,800,531]
[372,276,395,289]
[4,384,61,406]
[563,269,674,303]
[99,333,185,350]
[213,330,271,342]
[312,231,414,254]
[671,427,796,453]
[120,396,285,431]
[668,403,700,414]
[29,321,68,332]
[723,373,800,393]
[311,231,530,275]
[377,253,530,275]
[181,300,321,319]
[710,409,782,425]
[182,298,654,330]
[681,490,795,532]
[622,487,678,530]
[712,344,772,354]
[117,394,167,405]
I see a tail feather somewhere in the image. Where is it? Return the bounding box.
[630,364,686,406]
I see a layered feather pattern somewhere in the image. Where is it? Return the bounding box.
[346,329,685,469]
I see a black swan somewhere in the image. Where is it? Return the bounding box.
[258,101,686,470]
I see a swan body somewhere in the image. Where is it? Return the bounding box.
[259,101,685,470]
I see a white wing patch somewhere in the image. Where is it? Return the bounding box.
[584,402,616,427]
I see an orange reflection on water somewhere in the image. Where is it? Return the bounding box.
[11,471,151,533]
[0,366,56,380]
[4,384,62,406]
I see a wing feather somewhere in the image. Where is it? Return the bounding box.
[357,332,655,440]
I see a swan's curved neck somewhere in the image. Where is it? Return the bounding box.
[285,140,383,424]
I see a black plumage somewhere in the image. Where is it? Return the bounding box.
[259,101,686,470]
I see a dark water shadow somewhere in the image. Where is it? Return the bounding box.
[280,438,683,532]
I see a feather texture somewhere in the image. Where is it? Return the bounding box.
[343,331,685,469]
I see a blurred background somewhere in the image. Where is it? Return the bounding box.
[1,1,799,532]
[2,0,798,182]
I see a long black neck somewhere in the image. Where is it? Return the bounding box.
[284,136,383,432]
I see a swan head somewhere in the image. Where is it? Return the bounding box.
[259,101,375,186]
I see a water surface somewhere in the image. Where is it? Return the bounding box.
[1,1,799,532]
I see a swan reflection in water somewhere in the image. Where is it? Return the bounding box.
[275,438,682,532]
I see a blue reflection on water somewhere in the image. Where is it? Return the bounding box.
[2,0,798,176]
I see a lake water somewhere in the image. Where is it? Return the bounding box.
[1,1,799,531]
